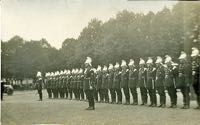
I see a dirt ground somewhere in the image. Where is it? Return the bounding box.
[1,90,200,125]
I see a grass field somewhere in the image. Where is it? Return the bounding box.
[1,90,200,125]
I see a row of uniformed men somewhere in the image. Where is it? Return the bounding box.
[45,69,85,100]
[36,47,199,109]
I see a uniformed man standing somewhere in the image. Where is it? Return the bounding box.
[113,62,122,104]
[146,57,157,107]
[138,58,148,105]
[191,47,200,109]
[78,68,85,100]
[58,71,62,98]
[102,65,109,103]
[61,71,65,98]
[71,69,76,100]
[49,72,54,99]
[63,70,68,99]
[36,71,43,101]
[108,63,116,104]
[176,51,190,109]
[52,72,56,99]
[45,72,52,98]
[164,55,177,108]
[55,71,59,98]
[75,69,80,100]
[68,70,73,100]
[84,57,95,110]
[155,56,166,108]
[96,65,103,102]
[121,60,130,105]
[128,59,138,105]
[92,68,98,102]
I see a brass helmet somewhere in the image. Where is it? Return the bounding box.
[191,47,199,57]
[36,71,42,77]
[121,60,127,67]
[128,59,134,66]
[178,51,187,60]
[85,57,92,66]
[155,56,162,64]
[139,58,145,65]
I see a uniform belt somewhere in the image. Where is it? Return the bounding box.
[85,78,91,80]
[129,78,135,79]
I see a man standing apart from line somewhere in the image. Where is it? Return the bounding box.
[36,71,43,101]
[84,57,95,110]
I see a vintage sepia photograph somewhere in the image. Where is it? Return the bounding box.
[1,0,200,125]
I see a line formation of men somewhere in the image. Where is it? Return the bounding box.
[36,47,199,110]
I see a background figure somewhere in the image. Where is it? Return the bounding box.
[1,80,6,101]
[36,71,43,101]
[191,47,200,109]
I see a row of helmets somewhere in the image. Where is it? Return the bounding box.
[94,47,200,71]
[44,69,84,77]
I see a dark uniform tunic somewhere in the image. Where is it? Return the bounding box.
[155,64,166,106]
[60,76,65,98]
[46,78,52,98]
[147,66,157,106]
[191,55,200,108]
[36,78,43,101]
[108,71,116,103]
[121,68,130,104]
[55,77,59,98]
[57,76,62,98]
[49,78,53,98]
[84,68,95,108]
[78,74,84,100]
[128,68,138,104]
[93,73,98,102]
[177,61,190,107]
[63,75,68,99]
[138,67,148,105]
[113,70,122,104]
[72,75,78,99]
[96,72,103,102]
[67,75,73,99]
[164,65,177,106]
[101,72,109,102]
[52,77,56,98]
